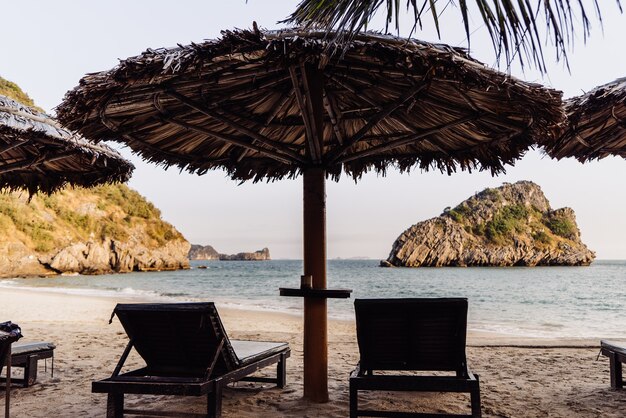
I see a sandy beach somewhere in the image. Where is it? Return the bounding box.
[1,287,624,417]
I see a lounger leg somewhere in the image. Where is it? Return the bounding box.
[106,393,124,418]
[609,353,623,389]
[277,353,287,388]
[207,380,223,418]
[349,380,358,418]
[23,355,38,387]
[471,375,482,418]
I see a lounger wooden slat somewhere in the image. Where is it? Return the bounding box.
[350,298,481,418]
[92,302,290,418]
[600,340,626,389]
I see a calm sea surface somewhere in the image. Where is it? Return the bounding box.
[1,259,624,338]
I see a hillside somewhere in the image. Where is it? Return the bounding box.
[383,181,595,267]
[0,76,189,276]
[0,76,43,111]
[0,185,190,276]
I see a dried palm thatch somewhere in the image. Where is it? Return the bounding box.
[547,77,626,162]
[0,95,134,194]
[57,28,564,183]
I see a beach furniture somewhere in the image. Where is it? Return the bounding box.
[0,322,22,418]
[600,340,626,389]
[350,298,481,417]
[4,342,55,387]
[93,302,290,418]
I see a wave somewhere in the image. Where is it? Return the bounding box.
[0,281,173,301]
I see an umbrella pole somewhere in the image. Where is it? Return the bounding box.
[303,167,328,402]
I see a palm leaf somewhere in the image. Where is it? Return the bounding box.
[285,0,623,72]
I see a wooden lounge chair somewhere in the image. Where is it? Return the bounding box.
[5,342,56,387]
[93,302,290,418]
[600,340,626,389]
[350,298,481,417]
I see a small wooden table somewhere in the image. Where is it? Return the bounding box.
[279,287,352,299]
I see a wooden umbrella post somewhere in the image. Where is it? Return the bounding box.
[303,167,328,402]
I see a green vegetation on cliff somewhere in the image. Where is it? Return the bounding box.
[387,181,594,267]
[0,76,43,111]
[442,185,579,248]
[0,184,184,253]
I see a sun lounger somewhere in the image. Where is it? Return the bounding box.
[5,342,56,387]
[600,340,626,389]
[93,302,290,418]
[350,298,481,417]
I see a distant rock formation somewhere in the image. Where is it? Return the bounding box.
[383,181,595,267]
[189,246,271,261]
[189,244,219,260]
[219,248,270,261]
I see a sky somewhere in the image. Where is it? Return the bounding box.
[2,1,626,259]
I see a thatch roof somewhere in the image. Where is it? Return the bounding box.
[57,28,565,182]
[0,95,134,194]
[547,77,626,162]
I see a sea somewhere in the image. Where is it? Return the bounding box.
[1,259,624,339]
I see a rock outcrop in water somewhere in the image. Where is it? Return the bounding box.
[219,248,270,261]
[383,181,595,267]
[189,245,271,261]
[189,245,220,260]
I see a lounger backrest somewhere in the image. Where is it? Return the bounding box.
[355,298,469,374]
[113,303,240,377]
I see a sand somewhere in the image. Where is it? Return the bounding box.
[1,287,624,417]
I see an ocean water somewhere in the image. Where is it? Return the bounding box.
[1,259,625,338]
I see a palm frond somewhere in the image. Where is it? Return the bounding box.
[285,0,623,72]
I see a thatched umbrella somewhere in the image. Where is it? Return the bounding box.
[0,95,133,194]
[57,28,564,402]
[547,77,626,161]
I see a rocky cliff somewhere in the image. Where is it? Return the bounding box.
[189,246,271,261]
[383,181,595,267]
[0,184,190,277]
[189,245,219,260]
[0,77,190,276]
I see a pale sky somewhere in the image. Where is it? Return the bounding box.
[2,1,626,259]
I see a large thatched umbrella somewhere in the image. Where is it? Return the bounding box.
[57,28,564,402]
[547,77,626,161]
[0,95,133,194]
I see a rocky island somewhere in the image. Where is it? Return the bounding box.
[189,245,270,261]
[0,184,190,277]
[383,181,595,267]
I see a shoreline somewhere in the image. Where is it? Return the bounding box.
[1,287,624,417]
[0,285,613,345]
